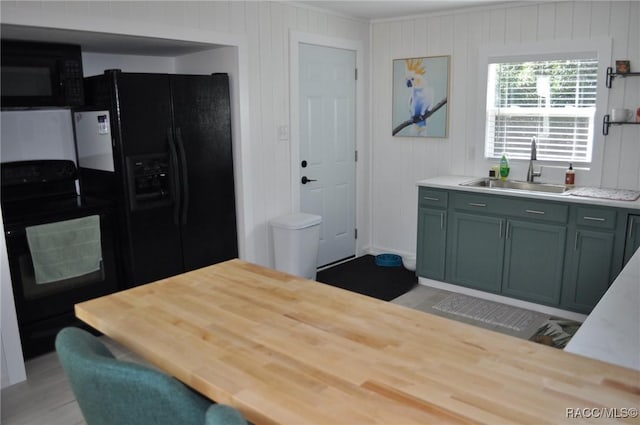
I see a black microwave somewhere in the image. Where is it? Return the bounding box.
[1,40,84,108]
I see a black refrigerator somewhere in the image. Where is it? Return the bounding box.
[74,70,238,287]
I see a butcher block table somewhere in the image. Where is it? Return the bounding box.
[76,259,640,425]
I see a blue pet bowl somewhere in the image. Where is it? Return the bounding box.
[375,253,402,267]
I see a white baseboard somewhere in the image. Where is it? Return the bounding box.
[418,277,588,323]
[367,247,415,258]
[317,256,357,271]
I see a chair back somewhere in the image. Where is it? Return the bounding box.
[56,327,245,425]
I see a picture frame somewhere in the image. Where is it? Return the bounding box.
[392,55,450,138]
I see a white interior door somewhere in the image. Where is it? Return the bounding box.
[299,43,356,267]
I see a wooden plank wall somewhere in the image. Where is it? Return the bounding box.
[370,1,640,256]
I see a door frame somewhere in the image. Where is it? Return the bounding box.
[289,31,366,259]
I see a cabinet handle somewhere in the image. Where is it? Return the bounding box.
[468,202,486,207]
[525,209,545,215]
[506,221,511,239]
[440,212,444,229]
[423,196,439,201]
[583,216,606,222]
[574,232,580,250]
[499,220,503,238]
[630,220,635,240]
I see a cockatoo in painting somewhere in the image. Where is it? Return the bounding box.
[405,58,433,135]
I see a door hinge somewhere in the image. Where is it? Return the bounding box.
[354,150,358,162]
[354,228,358,239]
[355,68,358,80]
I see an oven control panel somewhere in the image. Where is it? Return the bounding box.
[1,160,77,186]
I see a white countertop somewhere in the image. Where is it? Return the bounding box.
[565,248,640,371]
[417,175,640,210]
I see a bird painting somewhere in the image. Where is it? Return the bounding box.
[405,58,433,135]
[392,56,449,137]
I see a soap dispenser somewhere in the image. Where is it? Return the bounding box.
[499,154,510,181]
[565,163,575,187]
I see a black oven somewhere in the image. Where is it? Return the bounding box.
[1,160,119,358]
[1,40,84,108]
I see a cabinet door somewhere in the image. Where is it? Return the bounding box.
[449,212,504,293]
[417,207,446,280]
[502,220,566,305]
[624,215,640,265]
[563,229,616,313]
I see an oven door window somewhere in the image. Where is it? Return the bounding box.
[11,215,105,301]
[19,257,105,301]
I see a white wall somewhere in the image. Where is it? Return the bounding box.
[0,214,26,388]
[82,51,177,76]
[370,1,640,257]
[0,110,77,163]
[0,0,370,385]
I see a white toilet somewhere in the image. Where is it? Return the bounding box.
[270,213,322,280]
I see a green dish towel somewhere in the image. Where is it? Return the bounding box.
[26,215,102,284]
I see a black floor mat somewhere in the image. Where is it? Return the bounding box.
[316,255,417,301]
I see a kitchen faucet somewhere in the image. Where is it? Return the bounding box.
[526,137,542,183]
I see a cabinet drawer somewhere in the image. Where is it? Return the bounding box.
[453,192,504,215]
[575,206,617,229]
[418,188,448,208]
[503,199,568,223]
[454,192,567,223]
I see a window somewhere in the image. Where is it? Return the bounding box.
[485,58,598,163]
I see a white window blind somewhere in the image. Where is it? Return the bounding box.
[485,58,598,163]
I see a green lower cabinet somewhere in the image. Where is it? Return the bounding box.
[449,212,503,293]
[416,186,636,313]
[502,220,566,305]
[624,215,640,265]
[416,207,447,280]
[562,229,616,313]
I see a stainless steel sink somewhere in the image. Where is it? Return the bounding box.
[460,178,569,194]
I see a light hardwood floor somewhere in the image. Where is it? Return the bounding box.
[1,337,146,425]
[0,284,550,425]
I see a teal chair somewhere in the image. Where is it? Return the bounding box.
[55,327,248,425]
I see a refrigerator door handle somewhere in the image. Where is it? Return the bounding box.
[167,129,182,225]
[175,127,190,225]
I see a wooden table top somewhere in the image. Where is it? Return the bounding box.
[76,259,640,425]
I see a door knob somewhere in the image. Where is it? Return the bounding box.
[301,176,317,184]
